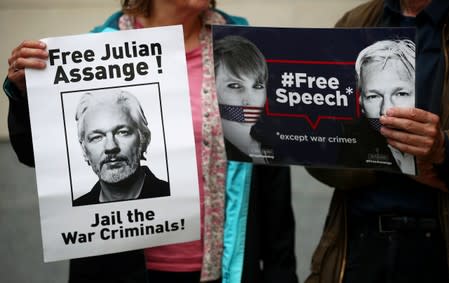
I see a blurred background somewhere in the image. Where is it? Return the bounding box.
[0,0,364,282]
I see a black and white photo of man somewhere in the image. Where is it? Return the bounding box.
[73,88,169,206]
[356,39,416,174]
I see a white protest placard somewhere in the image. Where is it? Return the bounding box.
[25,25,200,262]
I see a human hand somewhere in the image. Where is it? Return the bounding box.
[379,107,445,164]
[7,40,48,96]
[380,107,447,191]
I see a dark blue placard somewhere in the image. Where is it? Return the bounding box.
[212,25,416,174]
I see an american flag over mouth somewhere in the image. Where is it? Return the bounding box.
[219,104,264,123]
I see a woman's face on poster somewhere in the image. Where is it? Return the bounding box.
[360,59,415,118]
[216,64,266,118]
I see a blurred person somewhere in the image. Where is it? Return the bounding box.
[4,0,298,282]
[306,0,449,283]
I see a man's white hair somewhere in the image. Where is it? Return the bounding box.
[355,39,416,91]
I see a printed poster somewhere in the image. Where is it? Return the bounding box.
[25,26,200,261]
[213,25,417,175]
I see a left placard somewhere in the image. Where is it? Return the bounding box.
[25,26,200,262]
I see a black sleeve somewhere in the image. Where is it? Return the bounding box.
[242,165,299,283]
[434,132,449,187]
[4,78,35,167]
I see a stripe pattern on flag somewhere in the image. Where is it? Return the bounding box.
[219,104,263,123]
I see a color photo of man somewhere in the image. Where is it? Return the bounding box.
[73,88,169,206]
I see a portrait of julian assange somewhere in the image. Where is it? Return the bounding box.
[72,88,170,206]
[340,39,416,174]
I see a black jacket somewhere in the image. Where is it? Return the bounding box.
[73,166,170,206]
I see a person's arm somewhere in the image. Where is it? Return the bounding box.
[334,0,383,28]
[4,79,34,166]
[434,131,449,186]
[4,40,48,167]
